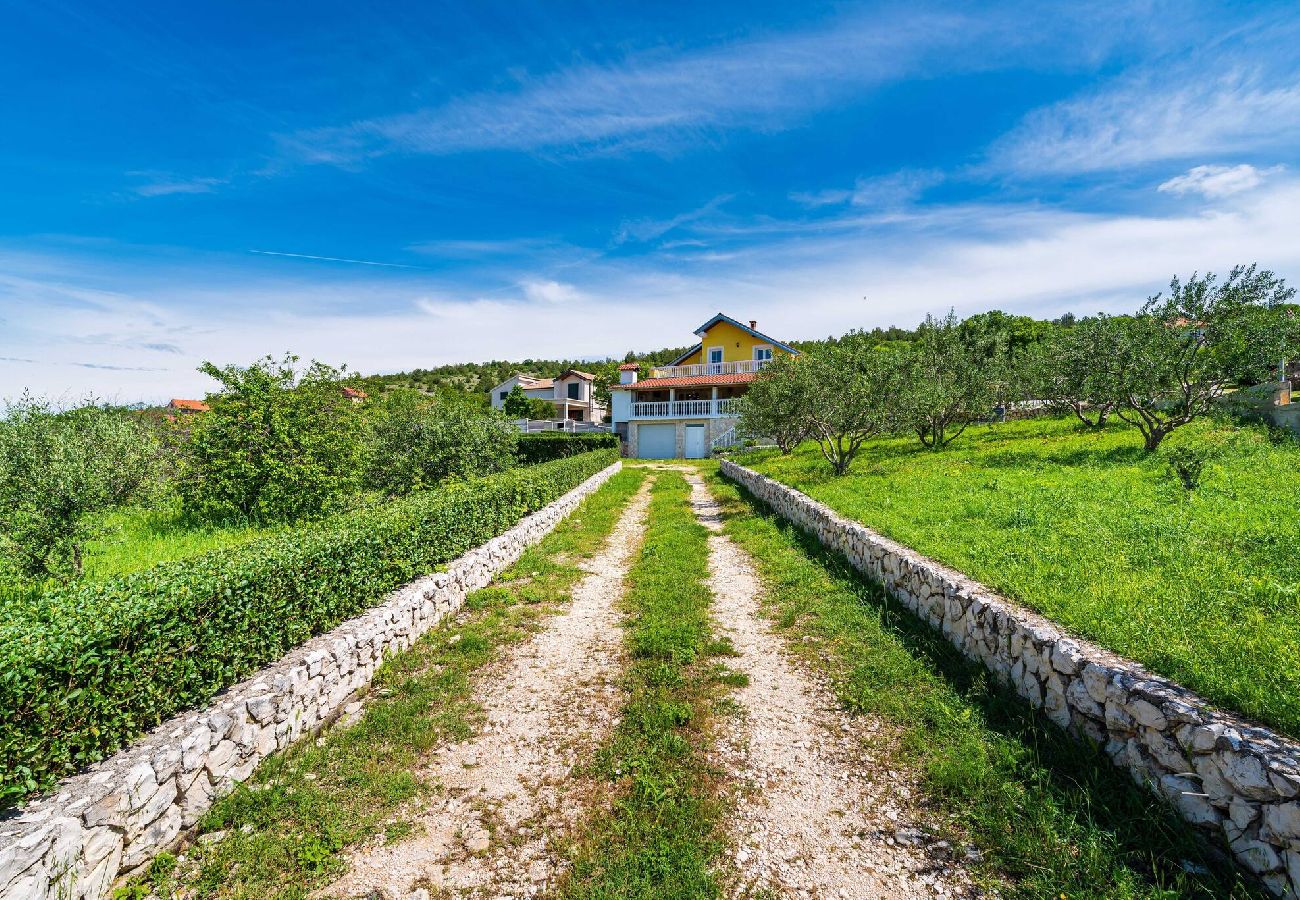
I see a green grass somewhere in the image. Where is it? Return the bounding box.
[739,415,1300,737]
[118,467,648,900]
[704,464,1265,899]
[561,470,736,900]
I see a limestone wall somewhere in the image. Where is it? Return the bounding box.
[0,462,621,900]
[720,459,1300,897]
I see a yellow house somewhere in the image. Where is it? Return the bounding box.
[608,313,798,458]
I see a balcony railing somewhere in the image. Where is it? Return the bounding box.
[631,399,741,419]
[648,359,769,379]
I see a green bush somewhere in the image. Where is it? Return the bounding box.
[367,390,519,496]
[516,432,619,465]
[0,449,616,806]
[179,355,368,524]
[0,398,166,580]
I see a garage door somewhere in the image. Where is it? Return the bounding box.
[637,424,676,458]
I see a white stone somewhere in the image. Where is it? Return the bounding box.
[1262,802,1300,842]
[1220,753,1276,801]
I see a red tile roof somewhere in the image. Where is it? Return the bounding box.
[168,398,210,412]
[617,363,640,371]
[341,387,368,399]
[621,373,757,390]
[559,369,597,380]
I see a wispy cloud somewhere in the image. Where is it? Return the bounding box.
[991,58,1300,175]
[130,175,225,197]
[1158,163,1282,199]
[279,8,1085,163]
[791,169,943,209]
[616,195,732,245]
[248,249,424,269]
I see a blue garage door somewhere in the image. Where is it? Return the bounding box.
[638,424,676,458]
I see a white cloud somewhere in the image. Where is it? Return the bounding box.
[792,169,943,209]
[130,176,225,197]
[991,62,1300,174]
[1157,163,1281,199]
[519,280,581,304]
[282,6,1125,163]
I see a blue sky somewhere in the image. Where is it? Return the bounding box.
[3,1,1300,403]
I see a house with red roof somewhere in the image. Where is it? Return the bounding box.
[167,398,210,413]
[489,369,607,427]
[609,313,798,458]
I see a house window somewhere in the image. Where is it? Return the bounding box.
[753,346,773,365]
[499,390,509,401]
[567,382,581,400]
[707,347,724,373]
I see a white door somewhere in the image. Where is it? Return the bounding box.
[638,424,677,458]
[684,424,707,459]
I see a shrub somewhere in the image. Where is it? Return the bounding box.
[0,398,166,580]
[0,449,616,805]
[179,355,368,523]
[516,432,619,465]
[367,390,519,496]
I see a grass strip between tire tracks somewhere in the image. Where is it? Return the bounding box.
[116,467,648,900]
[561,469,740,900]
[704,463,1265,900]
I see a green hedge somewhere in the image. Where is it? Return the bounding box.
[517,431,620,464]
[0,449,616,806]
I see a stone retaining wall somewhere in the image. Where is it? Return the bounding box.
[720,459,1300,897]
[0,462,621,900]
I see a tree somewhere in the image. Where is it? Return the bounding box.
[794,339,901,475]
[179,354,368,523]
[1027,316,1124,428]
[0,398,164,579]
[898,311,1003,449]
[1103,266,1298,451]
[737,353,812,454]
[367,390,519,496]
[502,385,532,418]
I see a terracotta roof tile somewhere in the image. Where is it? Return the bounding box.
[617,363,640,371]
[625,373,757,390]
[168,398,210,411]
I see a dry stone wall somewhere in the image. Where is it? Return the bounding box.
[0,462,621,900]
[720,459,1300,897]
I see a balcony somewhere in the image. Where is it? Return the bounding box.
[648,359,769,379]
[631,398,741,419]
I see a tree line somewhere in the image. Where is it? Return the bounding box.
[740,265,1300,474]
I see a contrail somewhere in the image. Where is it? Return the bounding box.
[248,249,424,269]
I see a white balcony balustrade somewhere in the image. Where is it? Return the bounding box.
[648,359,768,379]
[630,398,740,419]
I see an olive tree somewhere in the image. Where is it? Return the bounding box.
[801,340,901,475]
[0,397,164,579]
[179,355,369,523]
[1103,266,1298,451]
[898,311,1003,449]
[736,353,812,454]
[1027,316,1124,428]
[367,389,519,496]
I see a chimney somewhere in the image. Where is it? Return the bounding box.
[619,363,639,385]
[749,320,757,329]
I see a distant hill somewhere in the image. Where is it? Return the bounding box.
[355,324,929,404]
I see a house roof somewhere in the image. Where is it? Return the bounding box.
[664,313,799,365]
[619,373,758,390]
[341,387,368,399]
[558,369,596,380]
[521,377,554,389]
[617,363,640,371]
[168,398,210,411]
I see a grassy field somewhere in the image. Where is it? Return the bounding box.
[705,464,1263,899]
[738,415,1300,737]
[1,501,271,607]
[115,468,648,900]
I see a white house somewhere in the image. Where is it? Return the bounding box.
[489,370,608,425]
